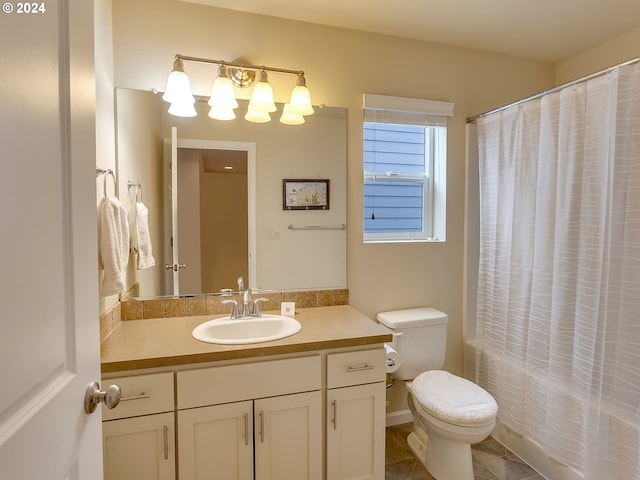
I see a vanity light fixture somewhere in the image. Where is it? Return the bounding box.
[247,69,277,113]
[280,103,305,125]
[288,74,314,116]
[162,57,197,117]
[163,54,314,124]
[207,64,238,120]
[244,108,272,123]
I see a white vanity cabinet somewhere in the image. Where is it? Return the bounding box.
[176,355,323,480]
[326,348,387,480]
[101,372,175,480]
[101,342,389,480]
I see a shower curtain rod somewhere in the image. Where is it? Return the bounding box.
[466,56,640,123]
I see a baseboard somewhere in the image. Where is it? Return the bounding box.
[386,409,413,427]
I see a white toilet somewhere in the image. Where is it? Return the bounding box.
[377,307,498,480]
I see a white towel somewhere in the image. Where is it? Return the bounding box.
[130,200,155,270]
[99,196,130,296]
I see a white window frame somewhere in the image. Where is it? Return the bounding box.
[362,94,453,243]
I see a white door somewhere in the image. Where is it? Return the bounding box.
[170,127,181,294]
[162,127,185,296]
[0,1,103,478]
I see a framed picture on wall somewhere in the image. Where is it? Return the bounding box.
[283,179,330,210]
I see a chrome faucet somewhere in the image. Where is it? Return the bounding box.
[238,276,252,316]
[220,276,270,318]
[221,299,241,319]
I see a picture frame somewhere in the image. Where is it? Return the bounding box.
[283,179,330,210]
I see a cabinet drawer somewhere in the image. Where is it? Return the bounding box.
[327,348,386,389]
[177,356,321,409]
[102,372,174,421]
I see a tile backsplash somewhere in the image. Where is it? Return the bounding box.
[99,301,121,342]
[100,289,348,342]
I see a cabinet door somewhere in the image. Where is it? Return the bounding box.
[178,400,253,480]
[102,412,175,480]
[255,391,322,480]
[326,383,386,480]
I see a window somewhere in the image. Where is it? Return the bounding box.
[363,94,452,243]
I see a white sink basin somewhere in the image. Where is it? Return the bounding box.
[192,314,302,345]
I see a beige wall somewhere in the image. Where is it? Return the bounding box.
[555,27,640,84]
[115,88,165,298]
[111,0,555,378]
[200,170,248,292]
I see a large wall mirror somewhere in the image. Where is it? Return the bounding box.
[115,88,347,298]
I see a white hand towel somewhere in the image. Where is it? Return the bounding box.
[99,196,130,296]
[130,200,155,270]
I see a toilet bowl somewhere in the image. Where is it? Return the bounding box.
[377,308,498,480]
[407,370,497,480]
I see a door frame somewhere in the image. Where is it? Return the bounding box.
[164,137,257,294]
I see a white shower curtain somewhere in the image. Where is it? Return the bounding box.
[476,61,640,480]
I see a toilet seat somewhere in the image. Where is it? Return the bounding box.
[410,370,498,427]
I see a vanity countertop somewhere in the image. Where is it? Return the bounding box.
[101,305,393,373]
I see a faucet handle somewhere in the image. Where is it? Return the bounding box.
[221,299,240,319]
[252,298,269,317]
[237,276,245,292]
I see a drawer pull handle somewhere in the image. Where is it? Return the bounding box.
[244,412,249,446]
[346,364,374,373]
[163,425,169,460]
[332,400,338,430]
[120,393,151,402]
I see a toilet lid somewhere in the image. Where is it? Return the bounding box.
[411,370,498,426]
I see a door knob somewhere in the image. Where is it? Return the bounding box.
[84,381,121,414]
[164,263,187,271]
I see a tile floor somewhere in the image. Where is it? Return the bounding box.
[385,423,546,480]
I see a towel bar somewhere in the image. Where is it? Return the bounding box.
[288,224,346,230]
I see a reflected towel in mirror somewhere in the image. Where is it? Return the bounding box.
[130,201,155,270]
[99,196,130,296]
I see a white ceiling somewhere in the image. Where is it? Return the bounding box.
[182,0,640,62]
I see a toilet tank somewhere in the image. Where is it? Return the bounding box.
[377,307,448,380]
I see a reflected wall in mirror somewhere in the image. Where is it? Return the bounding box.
[115,88,347,298]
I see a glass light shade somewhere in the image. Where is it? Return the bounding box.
[280,103,305,125]
[248,71,276,113]
[168,100,197,117]
[244,108,271,123]
[288,76,314,116]
[208,105,236,120]
[162,70,195,105]
[208,67,238,109]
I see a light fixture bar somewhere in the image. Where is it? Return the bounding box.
[164,54,313,123]
[174,54,305,78]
